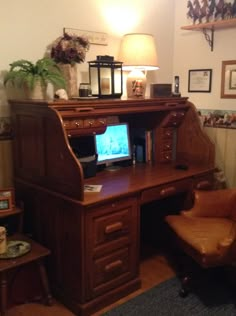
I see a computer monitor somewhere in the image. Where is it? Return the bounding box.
[95,122,132,170]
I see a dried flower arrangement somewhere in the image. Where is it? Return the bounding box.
[51,33,90,65]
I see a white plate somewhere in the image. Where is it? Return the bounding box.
[71,96,98,100]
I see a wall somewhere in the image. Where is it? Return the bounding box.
[2,1,235,188]
[205,127,236,188]
[173,1,236,188]
[173,1,236,111]
[0,0,175,187]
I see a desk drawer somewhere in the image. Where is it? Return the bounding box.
[159,150,172,162]
[161,127,174,139]
[141,179,192,204]
[85,197,139,299]
[90,246,134,298]
[93,207,131,248]
[86,197,138,255]
[193,173,214,190]
[161,111,185,128]
[160,140,173,151]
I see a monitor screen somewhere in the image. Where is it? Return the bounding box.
[95,123,132,166]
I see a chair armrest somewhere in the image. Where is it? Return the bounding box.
[217,223,236,257]
[181,189,236,218]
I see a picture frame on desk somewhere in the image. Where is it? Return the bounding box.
[221,60,236,99]
[0,188,14,211]
[188,69,212,93]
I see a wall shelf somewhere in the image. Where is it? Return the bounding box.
[181,18,236,51]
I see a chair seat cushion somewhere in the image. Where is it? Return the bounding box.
[165,215,236,268]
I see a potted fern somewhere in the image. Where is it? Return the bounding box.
[4,57,66,99]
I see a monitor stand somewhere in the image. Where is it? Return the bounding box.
[105,162,121,172]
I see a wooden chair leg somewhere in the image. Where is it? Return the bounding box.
[179,275,191,297]
[36,260,53,306]
[0,272,7,316]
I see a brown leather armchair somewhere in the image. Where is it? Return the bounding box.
[165,189,236,296]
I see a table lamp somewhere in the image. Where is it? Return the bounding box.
[118,33,159,98]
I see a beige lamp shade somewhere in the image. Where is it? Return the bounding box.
[118,33,159,98]
[118,33,159,71]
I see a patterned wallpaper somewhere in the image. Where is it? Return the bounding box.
[198,109,236,129]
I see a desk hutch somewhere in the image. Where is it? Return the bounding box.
[10,97,215,316]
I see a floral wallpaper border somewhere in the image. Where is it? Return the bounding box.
[198,109,236,129]
[0,117,12,140]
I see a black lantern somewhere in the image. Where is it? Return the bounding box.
[88,55,123,98]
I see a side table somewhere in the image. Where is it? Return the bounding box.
[0,233,52,316]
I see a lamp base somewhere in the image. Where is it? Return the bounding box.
[126,70,146,98]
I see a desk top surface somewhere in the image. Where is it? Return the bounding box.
[82,163,214,207]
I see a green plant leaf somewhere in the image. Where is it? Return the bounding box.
[4,57,66,91]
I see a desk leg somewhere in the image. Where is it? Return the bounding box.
[0,272,7,316]
[37,260,53,306]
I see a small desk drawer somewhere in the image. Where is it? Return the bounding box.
[161,127,174,139]
[91,247,133,297]
[63,119,84,129]
[141,179,192,204]
[84,117,107,128]
[160,140,173,151]
[193,173,214,190]
[93,207,131,248]
[85,197,138,255]
[159,150,172,162]
[161,111,185,128]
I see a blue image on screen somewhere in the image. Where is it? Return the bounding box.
[95,123,131,165]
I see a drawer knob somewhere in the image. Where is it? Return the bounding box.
[160,186,176,196]
[105,222,123,234]
[196,180,210,189]
[105,260,122,273]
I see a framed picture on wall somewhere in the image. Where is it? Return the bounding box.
[188,69,212,93]
[221,60,236,98]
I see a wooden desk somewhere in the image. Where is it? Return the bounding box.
[10,97,215,316]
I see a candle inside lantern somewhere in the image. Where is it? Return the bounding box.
[0,227,6,254]
[101,78,110,95]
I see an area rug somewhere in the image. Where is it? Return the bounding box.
[102,276,236,316]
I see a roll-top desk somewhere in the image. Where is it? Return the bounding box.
[10,97,215,316]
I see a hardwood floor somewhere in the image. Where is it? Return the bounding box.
[7,247,176,316]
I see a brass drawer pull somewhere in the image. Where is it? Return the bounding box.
[160,186,176,196]
[105,260,122,272]
[105,222,123,234]
[196,180,210,189]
